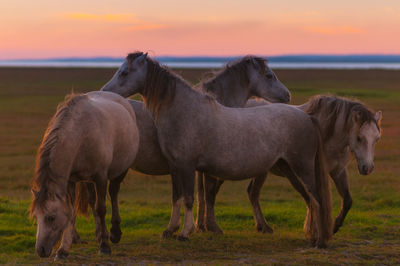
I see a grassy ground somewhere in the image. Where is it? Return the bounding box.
[0,67,399,264]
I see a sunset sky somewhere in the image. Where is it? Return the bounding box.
[1,0,399,59]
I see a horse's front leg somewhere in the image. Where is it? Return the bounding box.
[247,175,273,234]
[203,174,224,234]
[55,181,76,260]
[109,170,128,244]
[331,168,352,234]
[177,167,196,240]
[162,168,183,238]
[93,178,111,254]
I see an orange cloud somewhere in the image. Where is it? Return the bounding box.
[64,13,136,22]
[63,12,165,31]
[304,26,365,35]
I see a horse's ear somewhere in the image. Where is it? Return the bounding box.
[31,189,39,199]
[375,111,382,125]
[135,52,148,65]
[250,57,259,68]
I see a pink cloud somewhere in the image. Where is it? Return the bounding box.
[304,26,365,35]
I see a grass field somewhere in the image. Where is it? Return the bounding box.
[0,67,399,264]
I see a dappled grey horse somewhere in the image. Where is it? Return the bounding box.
[71,54,291,243]
[30,92,139,259]
[201,95,382,235]
[101,52,333,248]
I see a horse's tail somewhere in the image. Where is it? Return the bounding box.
[74,182,90,217]
[311,116,333,243]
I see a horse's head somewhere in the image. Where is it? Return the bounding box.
[101,52,148,97]
[247,58,291,103]
[349,110,382,175]
[31,190,72,257]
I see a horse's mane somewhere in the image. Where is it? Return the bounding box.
[202,55,267,94]
[29,93,87,215]
[305,95,380,141]
[127,52,207,118]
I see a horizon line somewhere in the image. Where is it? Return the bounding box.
[2,53,400,62]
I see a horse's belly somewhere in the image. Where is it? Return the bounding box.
[199,153,275,180]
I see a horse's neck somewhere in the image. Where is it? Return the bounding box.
[157,82,215,125]
[319,112,350,153]
[205,75,249,108]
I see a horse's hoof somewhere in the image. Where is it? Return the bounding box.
[256,223,273,234]
[333,220,342,234]
[55,250,69,260]
[177,235,189,241]
[315,241,327,249]
[196,223,206,232]
[309,238,317,247]
[73,237,87,244]
[205,223,223,234]
[162,230,174,239]
[110,228,122,244]
[99,243,111,255]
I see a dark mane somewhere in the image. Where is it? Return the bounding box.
[129,53,192,118]
[305,95,380,141]
[29,93,87,215]
[202,55,267,94]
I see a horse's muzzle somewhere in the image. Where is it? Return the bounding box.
[37,245,52,258]
[359,164,374,175]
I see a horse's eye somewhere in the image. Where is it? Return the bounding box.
[45,215,55,223]
[120,70,129,77]
[357,136,362,142]
[266,73,273,79]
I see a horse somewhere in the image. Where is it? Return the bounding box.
[195,59,289,232]
[29,91,139,259]
[70,54,291,244]
[101,52,333,248]
[201,95,382,235]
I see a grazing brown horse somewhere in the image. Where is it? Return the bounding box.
[29,91,139,259]
[200,95,382,235]
[101,52,333,248]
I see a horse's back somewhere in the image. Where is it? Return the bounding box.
[195,103,318,179]
[70,92,139,179]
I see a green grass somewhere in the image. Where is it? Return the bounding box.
[0,67,399,264]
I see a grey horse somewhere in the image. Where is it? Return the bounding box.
[202,96,381,235]
[101,52,333,248]
[70,54,291,244]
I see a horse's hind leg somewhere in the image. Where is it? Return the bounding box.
[331,168,352,234]
[195,171,206,231]
[203,174,224,234]
[247,175,273,234]
[109,170,128,244]
[92,176,111,254]
[196,172,224,232]
[280,164,318,244]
